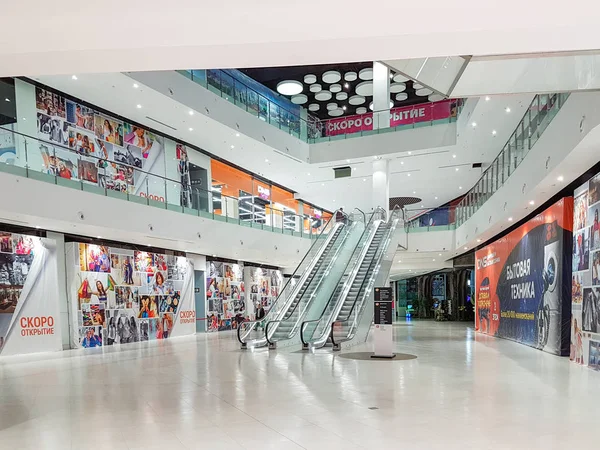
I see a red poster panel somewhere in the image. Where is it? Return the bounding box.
[475,197,573,356]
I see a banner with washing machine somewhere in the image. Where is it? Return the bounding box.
[475,198,573,356]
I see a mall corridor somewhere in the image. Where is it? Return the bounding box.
[0,321,596,449]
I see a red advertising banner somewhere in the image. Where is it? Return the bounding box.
[475,197,573,356]
[325,100,453,136]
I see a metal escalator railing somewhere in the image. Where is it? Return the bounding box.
[265,221,359,348]
[237,209,345,348]
[330,207,402,349]
[300,208,384,349]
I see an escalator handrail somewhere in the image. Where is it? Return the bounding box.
[330,209,402,346]
[265,219,360,345]
[300,211,380,347]
[237,208,344,345]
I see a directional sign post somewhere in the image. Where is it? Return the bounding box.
[372,287,395,359]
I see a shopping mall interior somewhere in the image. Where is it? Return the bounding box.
[2,2,600,448]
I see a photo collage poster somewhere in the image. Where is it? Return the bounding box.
[0,232,36,352]
[206,261,245,332]
[74,243,187,348]
[572,173,600,370]
[246,267,283,320]
[34,87,165,197]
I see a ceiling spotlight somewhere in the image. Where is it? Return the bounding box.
[363,178,366,182]
[505,107,511,113]
[265,159,269,163]
[433,259,436,262]
[136,104,142,109]
[4,98,10,102]
[230,145,235,149]
[342,105,347,110]
[276,80,303,96]
[455,167,459,171]
[235,133,240,137]
[492,130,497,136]
[398,260,402,263]
[485,96,490,101]
[188,127,193,131]
[477,239,481,242]
[332,199,336,202]
[307,173,311,176]
[346,159,350,163]
[133,83,139,88]
[353,167,357,171]
[71,75,78,80]
[344,83,349,89]
[459,186,462,189]
[421,204,424,208]
[408,151,412,155]
[464,246,468,250]
[97,236,102,239]
[438,253,442,256]
[472,122,477,127]
[452,154,456,158]
[400,161,404,165]
[413,191,416,194]
[435,196,438,200]
[557,175,564,182]
[529,200,535,205]
[188,110,194,116]
[321,183,325,186]
[508,217,513,222]
[212,254,216,257]
[407,173,411,177]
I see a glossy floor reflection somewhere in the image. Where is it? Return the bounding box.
[1,321,598,449]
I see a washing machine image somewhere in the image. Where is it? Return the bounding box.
[539,227,561,353]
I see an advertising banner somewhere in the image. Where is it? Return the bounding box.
[325,100,452,136]
[571,173,600,370]
[475,198,573,356]
[0,234,62,356]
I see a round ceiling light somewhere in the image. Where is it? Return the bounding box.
[336,92,348,101]
[330,84,342,93]
[359,68,373,80]
[322,70,342,84]
[304,74,317,84]
[412,83,424,90]
[356,107,367,114]
[309,83,322,93]
[308,103,320,111]
[344,72,357,81]
[291,94,308,104]
[348,95,366,105]
[395,93,408,101]
[329,108,344,117]
[276,80,303,96]
[428,93,444,102]
[390,83,406,93]
[369,100,394,111]
[393,73,409,83]
[355,81,373,96]
[314,90,333,101]
[416,88,433,96]
[327,102,338,111]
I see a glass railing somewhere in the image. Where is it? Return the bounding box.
[404,206,457,232]
[177,69,462,143]
[456,92,569,226]
[0,126,333,239]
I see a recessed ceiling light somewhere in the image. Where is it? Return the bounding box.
[353,167,357,171]
[477,239,481,242]
[398,260,402,263]
[435,196,438,200]
[307,173,311,176]
[22,117,26,121]
[133,83,139,88]
[188,127,193,131]
[346,159,350,163]
[408,151,412,155]
[276,80,303,96]
[212,254,216,257]
[342,106,347,110]
[485,96,490,101]
[455,167,459,171]
[529,200,535,205]
[235,133,240,137]
[505,107,511,113]
[452,154,456,158]
[344,83,349,89]
[492,130,497,136]
[4,98,9,102]
[413,191,416,194]
[230,145,235,149]
[464,246,468,250]
[400,161,404,165]
[332,199,336,202]
[557,175,564,182]
[472,122,477,127]
[265,159,269,163]
[188,110,194,116]
[321,183,325,186]
[407,173,411,177]
[421,204,424,207]
[363,178,366,182]
[508,217,513,222]
[71,75,78,80]
[136,104,142,109]
[459,186,462,189]
[433,259,436,262]
[438,253,442,256]
[97,236,102,239]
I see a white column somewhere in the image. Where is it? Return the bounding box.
[372,159,390,216]
[372,62,391,130]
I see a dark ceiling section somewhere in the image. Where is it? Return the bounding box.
[240,62,430,121]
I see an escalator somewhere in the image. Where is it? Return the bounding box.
[237,209,355,349]
[300,209,386,350]
[300,207,402,351]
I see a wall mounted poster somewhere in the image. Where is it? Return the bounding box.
[206,260,245,332]
[66,242,194,349]
[571,173,600,369]
[0,233,61,356]
[475,198,573,356]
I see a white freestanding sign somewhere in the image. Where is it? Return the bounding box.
[372,287,395,358]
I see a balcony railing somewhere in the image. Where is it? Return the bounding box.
[177,70,461,143]
[0,127,334,239]
[456,92,569,226]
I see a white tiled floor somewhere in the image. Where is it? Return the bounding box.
[1,321,598,449]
